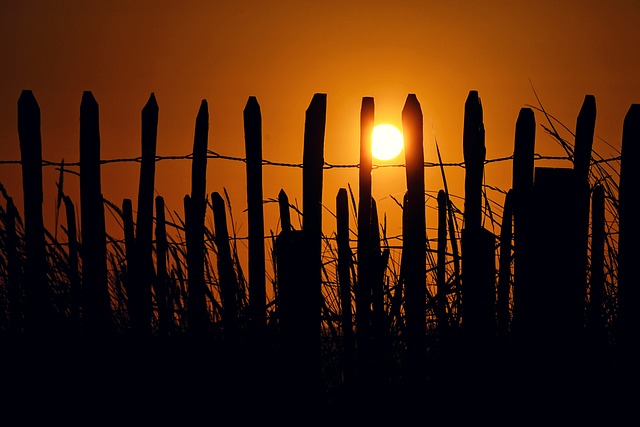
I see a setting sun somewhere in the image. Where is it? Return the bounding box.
[372,123,404,161]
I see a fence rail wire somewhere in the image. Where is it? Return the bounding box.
[0,151,621,169]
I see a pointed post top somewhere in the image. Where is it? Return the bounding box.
[624,103,640,127]
[463,90,485,159]
[307,93,327,114]
[144,92,159,112]
[198,99,208,114]
[80,91,99,117]
[245,95,260,110]
[18,89,38,107]
[403,93,421,113]
[517,107,535,124]
[464,90,483,128]
[18,90,40,131]
[574,94,596,180]
[581,94,596,111]
[243,96,260,120]
[81,90,97,105]
[576,94,596,129]
[211,191,224,207]
[194,99,209,135]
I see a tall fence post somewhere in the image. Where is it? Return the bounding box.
[336,187,354,390]
[460,90,495,347]
[133,93,159,338]
[616,103,640,362]
[211,191,240,345]
[244,96,266,340]
[300,92,326,400]
[402,93,427,390]
[18,90,52,337]
[573,95,596,331]
[79,91,111,338]
[186,100,209,337]
[511,107,536,337]
[356,96,374,393]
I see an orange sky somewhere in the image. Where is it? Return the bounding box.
[1,0,639,269]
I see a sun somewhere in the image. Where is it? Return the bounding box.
[371,124,404,161]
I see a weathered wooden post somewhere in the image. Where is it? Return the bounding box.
[18,90,53,336]
[511,107,536,337]
[573,95,596,331]
[186,100,209,336]
[278,188,291,233]
[244,96,266,340]
[402,93,427,388]
[211,191,240,344]
[460,90,495,345]
[616,103,640,361]
[133,93,159,337]
[79,91,110,337]
[356,96,374,389]
[300,92,326,397]
[336,187,354,388]
[274,196,306,401]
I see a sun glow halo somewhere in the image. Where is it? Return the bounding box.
[371,124,404,161]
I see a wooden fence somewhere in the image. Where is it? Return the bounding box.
[0,88,637,417]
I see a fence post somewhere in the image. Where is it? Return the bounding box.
[18,90,52,337]
[573,94,596,331]
[211,191,240,345]
[300,92,326,400]
[511,107,536,337]
[402,93,427,389]
[356,96,374,391]
[244,96,266,340]
[336,187,354,389]
[186,100,209,337]
[278,189,291,233]
[79,91,111,338]
[134,93,159,337]
[616,103,640,361]
[460,90,495,345]
[462,90,485,231]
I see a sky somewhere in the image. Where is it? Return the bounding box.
[1,0,639,269]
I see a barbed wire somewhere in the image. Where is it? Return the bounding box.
[0,150,622,169]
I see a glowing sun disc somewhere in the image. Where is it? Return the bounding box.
[372,124,404,161]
